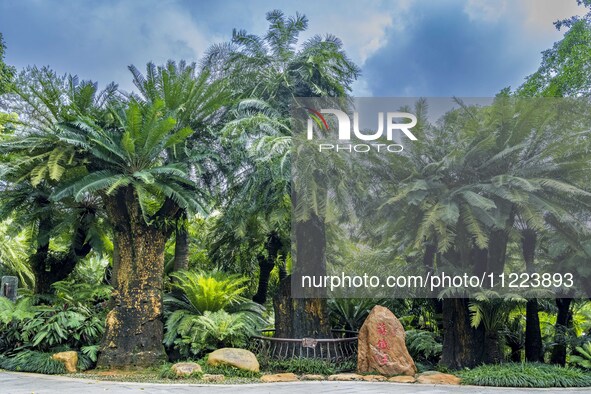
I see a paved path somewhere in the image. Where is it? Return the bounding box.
[1,371,591,394]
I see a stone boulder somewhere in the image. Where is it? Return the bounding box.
[171,362,202,377]
[357,305,416,376]
[301,374,324,380]
[202,374,225,382]
[328,373,364,381]
[52,351,78,373]
[261,373,299,382]
[416,371,461,385]
[388,375,416,383]
[207,348,260,372]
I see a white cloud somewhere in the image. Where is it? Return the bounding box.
[519,0,587,36]
[464,0,508,22]
[254,1,416,67]
[81,1,212,90]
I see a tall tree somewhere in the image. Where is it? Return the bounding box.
[53,100,200,366]
[204,10,359,337]
[0,68,115,293]
[51,65,227,366]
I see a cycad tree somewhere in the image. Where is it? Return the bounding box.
[128,60,230,272]
[0,67,116,293]
[54,96,216,367]
[204,10,359,338]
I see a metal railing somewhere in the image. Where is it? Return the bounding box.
[250,329,358,364]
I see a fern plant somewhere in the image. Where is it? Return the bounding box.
[571,342,591,369]
[405,329,443,363]
[164,270,266,358]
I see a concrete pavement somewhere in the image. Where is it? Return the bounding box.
[1,371,591,394]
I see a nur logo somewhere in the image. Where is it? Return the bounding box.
[305,108,418,141]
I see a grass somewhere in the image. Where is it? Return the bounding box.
[0,351,66,374]
[459,363,591,388]
[259,357,354,375]
[72,368,260,384]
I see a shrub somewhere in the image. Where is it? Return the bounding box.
[164,270,266,358]
[0,280,109,372]
[571,342,591,369]
[405,329,442,364]
[459,363,591,387]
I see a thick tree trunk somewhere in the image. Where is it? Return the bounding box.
[440,298,484,369]
[483,330,503,364]
[173,225,189,272]
[550,297,572,366]
[273,276,332,339]
[275,212,331,339]
[98,189,170,368]
[253,232,282,305]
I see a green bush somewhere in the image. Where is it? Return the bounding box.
[459,363,591,388]
[405,329,442,364]
[571,342,591,369]
[164,270,266,358]
[0,280,109,372]
[0,350,66,374]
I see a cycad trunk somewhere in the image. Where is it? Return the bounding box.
[253,232,282,305]
[525,299,543,362]
[32,208,94,294]
[173,225,189,272]
[522,229,543,362]
[98,189,170,368]
[275,212,331,339]
[550,297,573,366]
[440,298,484,369]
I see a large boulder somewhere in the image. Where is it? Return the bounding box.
[357,305,417,376]
[171,362,202,377]
[207,348,259,372]
[51,351,78,373]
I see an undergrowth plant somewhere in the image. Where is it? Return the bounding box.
[459,363,591,387]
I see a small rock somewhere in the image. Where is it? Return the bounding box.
[171,362,202,377]
[261,373,299,382]
[388,375,416,383]
[417,371,461,385]
[51,351,78,373]
[202,374,225,383]
[207,348,260,373]
[362,375,387,382]
[300,374,324,381]
[328,373,364,381]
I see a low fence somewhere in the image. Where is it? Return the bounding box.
[250,329,358,365]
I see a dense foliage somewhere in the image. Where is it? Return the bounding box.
[0,4,591,384]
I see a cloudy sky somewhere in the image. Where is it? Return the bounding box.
[0,0,586,96]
